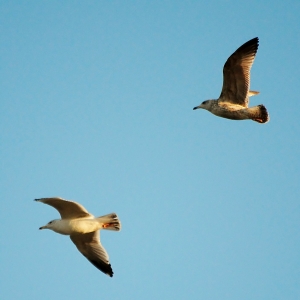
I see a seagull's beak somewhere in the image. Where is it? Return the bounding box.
[193,105,200,110]
[39,225,46,230]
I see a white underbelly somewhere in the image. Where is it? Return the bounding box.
[53,218,100,235]
[70,219,101,233]
[212,105,249,120]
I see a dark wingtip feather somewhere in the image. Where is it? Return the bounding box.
[236,37,259,54]
[88,259,114,277]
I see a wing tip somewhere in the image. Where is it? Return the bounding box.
[106,264,114,277]
[89,259,114,277]
[108,270,114,277]
[235,37,259,55]
[248,36,259,45]
[243,37,259,51]
[34,197,64,202]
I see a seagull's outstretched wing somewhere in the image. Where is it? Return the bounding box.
[35,197,92,219]
[70,231,113,277]
[219,37,259,107]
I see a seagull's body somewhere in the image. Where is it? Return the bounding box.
[36,197,121,277]
[43,217,103,235]
[193,37,269,123]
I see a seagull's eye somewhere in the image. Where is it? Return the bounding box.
[203,101,207,105]
[49,221,53,224]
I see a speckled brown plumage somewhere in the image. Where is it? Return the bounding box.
[193,37,269,123]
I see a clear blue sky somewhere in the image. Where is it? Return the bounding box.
[1,1,299,299]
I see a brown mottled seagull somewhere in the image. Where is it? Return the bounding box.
[193,37,269,123]
[35,197,121,277]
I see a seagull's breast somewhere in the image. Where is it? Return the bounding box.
[209,102,249,120]
[52,217,100,235]
[70,218,101,234]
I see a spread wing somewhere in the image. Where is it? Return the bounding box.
[35,197,92,219]
[219,37,259,107]
[70,231,114,277]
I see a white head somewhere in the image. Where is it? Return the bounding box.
[193,100,215,111]
[39,219,59,231]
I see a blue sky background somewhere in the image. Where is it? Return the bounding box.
[1,1,299,299]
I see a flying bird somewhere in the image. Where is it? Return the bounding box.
[193,37,269,123]
[36,197,121,277]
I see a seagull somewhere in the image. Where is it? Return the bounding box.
[193,37,269,123]
[35,197,121,277]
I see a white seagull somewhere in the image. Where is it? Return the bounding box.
[193,37,269,123]
[36,197,121,277]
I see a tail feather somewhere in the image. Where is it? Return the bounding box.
[248,90,260,97]
[250,104,269,123]
[96,213,121,231]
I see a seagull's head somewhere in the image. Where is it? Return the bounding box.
[39,219,59,230]
[193,100,214,111]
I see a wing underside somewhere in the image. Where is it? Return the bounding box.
[35,197,92,219]
[70,231,113,277]
[219,37,259,107]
